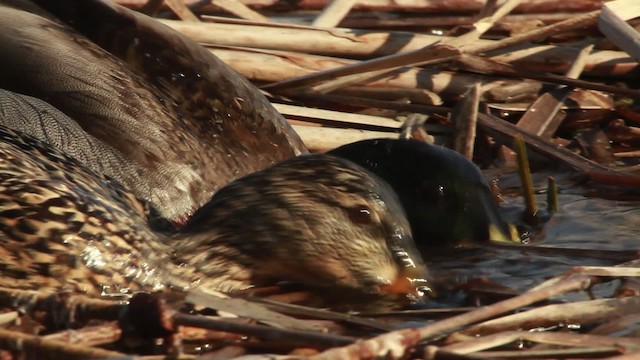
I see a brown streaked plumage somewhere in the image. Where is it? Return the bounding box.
[0,125,429,297]
[0,0,306,223]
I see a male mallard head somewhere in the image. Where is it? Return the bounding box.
[330,139,518,247]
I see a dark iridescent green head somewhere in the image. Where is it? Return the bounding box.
[330,139,518,247]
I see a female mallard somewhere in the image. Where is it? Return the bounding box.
[0,124,428,297]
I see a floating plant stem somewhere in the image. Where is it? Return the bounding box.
[513,135,538,222]
[547,176,559,213]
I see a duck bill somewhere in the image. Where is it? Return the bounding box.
[464,188,520,244]
[378,267,433,298]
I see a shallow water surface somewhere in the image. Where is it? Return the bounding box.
[424,174,640,304]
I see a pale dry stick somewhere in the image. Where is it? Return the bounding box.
[262,10,601,92]
[273,103,402,129]
[602,352,640,360]
[450,0,524,46]
[164,0,199,21]
[0,312,17,326]
[515,43,594,137]
[313,0,521,92]
[334,86,442,105]
[162,18,636,77]
[292,125,398,152]
[615,149,640,158]
[342,11,582,29]
[0,327,124,359]
[162,17,441,55]
[455,54,640,98]
[208,46,517,97]
[310,68,407,94]
[442,331,640,354]
[312,0,357,27]
[569,266,640,277]
[399,113,434,143]
[465,10,600,54]
[174,314,355,348]
[464,296,640,335]
[470,347,621,358]
[310,276,593,360]
[43,322,122,348]
[210,0,269,21]
[566,44,595,79]
[599,0,640,63]
[452,84,480,160]
[186,290,324,332]
[115,0,603,14]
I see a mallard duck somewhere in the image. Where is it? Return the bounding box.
[0,0,432,300]
[0,0,306,224]
[0,124,428,296]
[330,139,519,246]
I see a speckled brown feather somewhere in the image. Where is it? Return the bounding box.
[0,125,429,297]
[0,0,307,222]
[0,125,185,295]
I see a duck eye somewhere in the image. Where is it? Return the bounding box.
[419,181,445,202]
[347,206,373,224]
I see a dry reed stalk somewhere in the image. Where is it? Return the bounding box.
[186,291,325,332]
[261,10,602,92]
[114,0,603,14]
[332,86,442,105]
[463,296,640,335]
[290,93,628,182]
[449,0,524,45]
[312,0,356,27]
[442,330,639,353]
[339,12,578,29]
[43,322,122,347]
[210,0,269,21]
[309,0,523,93]
[292,125,398,152]
[174,314,355,349]
[164,0,199,21]
[515,44,594,138]
[207,46,517,98]
[599,0,640,62]
[162,18,637,77]
[452,84,480,160]
[0,327,124,359]
[310,275,594,359]
[273,103,402,130]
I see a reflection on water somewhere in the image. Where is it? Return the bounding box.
[424,183,640,305]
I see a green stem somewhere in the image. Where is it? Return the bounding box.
[513,135,538,221]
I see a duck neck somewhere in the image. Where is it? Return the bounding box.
[165,231,255,293]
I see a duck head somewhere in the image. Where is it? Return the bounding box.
[330,139,519,247]
[175,154,430,297]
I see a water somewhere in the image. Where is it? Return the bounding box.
[424,171,640,305]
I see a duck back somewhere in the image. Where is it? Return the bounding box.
[0,124,187,295]
[0,0,306,222]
